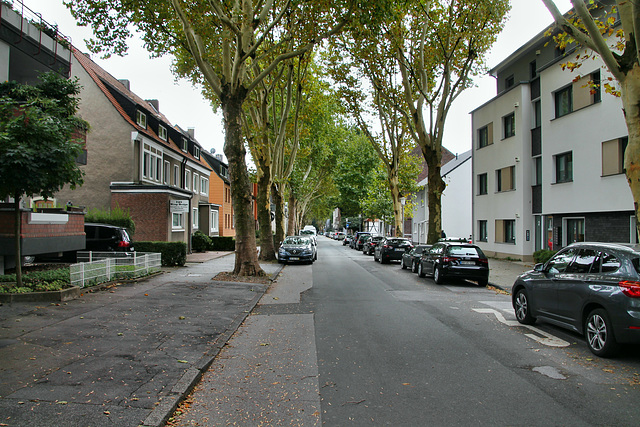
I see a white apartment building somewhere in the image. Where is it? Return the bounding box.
[472,4,633,261]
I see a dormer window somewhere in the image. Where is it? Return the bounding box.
[136,110,147,128]
[193,146,200,159]
[181,138,188,152]
[158,125,167,141]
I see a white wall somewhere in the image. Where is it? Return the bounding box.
[442,158,472,239]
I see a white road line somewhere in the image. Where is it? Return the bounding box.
[473,308,570,348]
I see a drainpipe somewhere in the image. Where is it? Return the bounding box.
[180,158,191,253]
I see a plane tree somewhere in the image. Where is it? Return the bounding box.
[542,0,640,237]
[65,0,354,275]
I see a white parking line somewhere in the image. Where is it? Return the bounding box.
[473,308,570,348]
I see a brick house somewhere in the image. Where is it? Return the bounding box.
[55,49,214,248]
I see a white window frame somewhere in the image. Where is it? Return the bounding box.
[158,125,167,141]
[164,161,170,185]
[141,142,163,183]
[136,110,147,128]
[194,146,200,159]
[172,212,184,230]
[173,165,179,187]
[185,170,191,190]
[211,210,219,233]
[181,138,188,152]
[201,177,208,196]
[193,173,199,194]
[193,207,199,229]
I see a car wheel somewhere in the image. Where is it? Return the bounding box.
[412,261,418,273]
[585,308,619,357]
[478,278,488,287]
[514,288,536,325]
[401,259,407,269]
[380,255,387,264]
[373,253,378,262]
[417,262,425,278]
[434,266,444,284]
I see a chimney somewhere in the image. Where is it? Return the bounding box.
[188,128,195,139]
[146,99,160,112]
[118,79,130,90]
[215,154,223,161]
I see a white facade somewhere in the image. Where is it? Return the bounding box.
[472,19,634,261]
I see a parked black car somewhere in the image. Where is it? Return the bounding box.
[401,244,431,272]
[278,236,317,264]
[374,237,413,263]
[511,242,640,357]
[85,223,134,252]
[362,235,384,255]
[417,242,489,286]
[354,232,372,250]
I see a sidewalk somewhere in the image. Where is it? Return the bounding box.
[0,253,283,427]
[488,258,535,292]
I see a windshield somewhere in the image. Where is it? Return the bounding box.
[283,237,311,245]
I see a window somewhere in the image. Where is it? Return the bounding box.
[505,75,514,89]
[478,220,487,242]
[533,101,541,128]
[478,124,492,148]
[181,138,188,152]
[185,170,191,190]
[136,110,147,128]
[194,146,200,159]
[529,60,537,79]
[601,252,621,273]
[142,143,162,182]
[172,212,184,229]
[547,248,578,274]
[503,113,515,138]
[201,177,208,196]
[555,152,573,183]
[193,207,199,229]
[565,249,597,273]
[602,137,627,176]
[221,166,228,178]
[555,85,573,118]
[174,165,179,187]
[164,161,170,185]
[496,166,515,192]
[565,218,584,245]
[495,219,516,244]
[533,157,542,185]
[591,70,601,104]
[158,125,167,141]
[211,210,219,232]
[193,173,199,194]
[478,173,488,195]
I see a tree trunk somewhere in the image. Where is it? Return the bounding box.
[389,173,402,237]
[222,92,265,276]
[287,192,297,236]
[423,145,446,244]
[256,163,276,261]
[622,66,640,241]
[272,183,285,247]
[13,195,23,287]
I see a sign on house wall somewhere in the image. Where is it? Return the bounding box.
[170,200,189,213]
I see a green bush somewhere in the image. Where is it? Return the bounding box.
[85,204,136,235]
[209,236,235,251]
[192,231,212,252]
[0,267,70,293]
[135,241,187,266]
[533,249,557,264]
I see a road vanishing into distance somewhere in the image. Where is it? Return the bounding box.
[176,237,640,426]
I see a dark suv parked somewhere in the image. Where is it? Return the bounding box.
[85,223,134,252]
[417,242,488,286]
[374,237,413,263]
[511,242,640,357]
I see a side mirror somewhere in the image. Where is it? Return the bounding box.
[533,263,544,272]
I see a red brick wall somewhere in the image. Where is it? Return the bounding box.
[111,193,169,242]
[0,210,84,239]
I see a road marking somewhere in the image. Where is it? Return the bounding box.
[473,308,570,348]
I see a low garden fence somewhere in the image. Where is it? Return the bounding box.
[70,252,162,288]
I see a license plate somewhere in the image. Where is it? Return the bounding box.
[395,248,405,252]
[460,260,475,265]
[290,257,300,261]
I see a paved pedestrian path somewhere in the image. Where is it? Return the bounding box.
[0,253,282,427]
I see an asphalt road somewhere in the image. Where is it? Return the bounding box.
[174,237,640,426]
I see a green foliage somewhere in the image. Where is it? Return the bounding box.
[192,231,212,252]
[210,237,235,251]
[0,267,70,293]
[135,242,187,266]
[0,72,87,201]
[85,204,136,235]
[533,249,557,264]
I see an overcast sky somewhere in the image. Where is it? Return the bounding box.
[23,0,572,158]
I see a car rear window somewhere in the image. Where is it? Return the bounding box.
[448,246,481,257]
[600,252,621,273]
[632,258,640,275]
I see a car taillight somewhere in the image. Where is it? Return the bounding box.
[118,240,130,248]
[384,245,390,249]
[478,258,488,266]
[442,256,452,263]
[619,281,640,298]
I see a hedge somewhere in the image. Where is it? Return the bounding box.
[210,236,235,251]
[533,249,557,264]
[192,231,212,252]
[135,241,187,266]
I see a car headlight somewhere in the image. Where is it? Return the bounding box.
[279,248,287,255]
